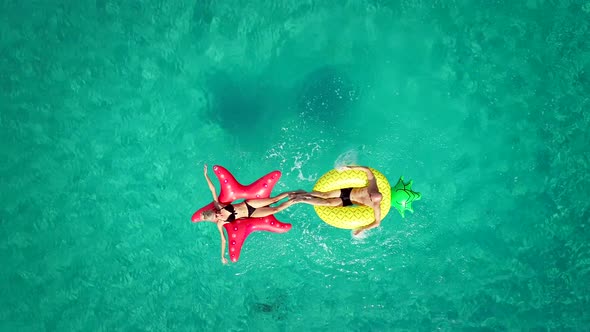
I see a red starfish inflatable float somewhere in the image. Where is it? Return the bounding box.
[191,165,292,262]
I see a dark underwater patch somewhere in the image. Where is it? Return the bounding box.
[248,292,289,321]
[296,65,360,124]
[202,69,266,135]
[192,0,213,27]
[190,0,213,44]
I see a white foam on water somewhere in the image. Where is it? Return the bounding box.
[334,146,366,169]
[290,142,321,182]
[265,122,324,183]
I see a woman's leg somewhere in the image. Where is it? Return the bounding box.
[246,190,306,208]
[296,190,341,199]
[250,199,300,218]
[292,197,343,207]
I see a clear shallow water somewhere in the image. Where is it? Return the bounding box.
[1,0,589,330]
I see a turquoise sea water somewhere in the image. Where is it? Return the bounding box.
[2,0,589,330]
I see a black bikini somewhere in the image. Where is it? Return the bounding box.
[222,202,256,222]
[222,204,237,222]
[245,201,256,217]
[339,187,354,207]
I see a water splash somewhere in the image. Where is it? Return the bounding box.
[334,146,365,169]
[265,123,324,182]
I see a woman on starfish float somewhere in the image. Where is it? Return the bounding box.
[200,164,303,264]
[290,165,383,237]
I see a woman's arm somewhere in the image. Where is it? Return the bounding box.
[204,164,220,205]
[218,221,228,264]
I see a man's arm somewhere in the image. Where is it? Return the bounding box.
[348,165,375,180]
[353,204,382,236]
[345,166,379,194]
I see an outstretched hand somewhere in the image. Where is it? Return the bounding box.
[352,228,365,237]
[221,257,228,264]
[287,190,307,199]
[204,163,208,175]
[338,166,351,172]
